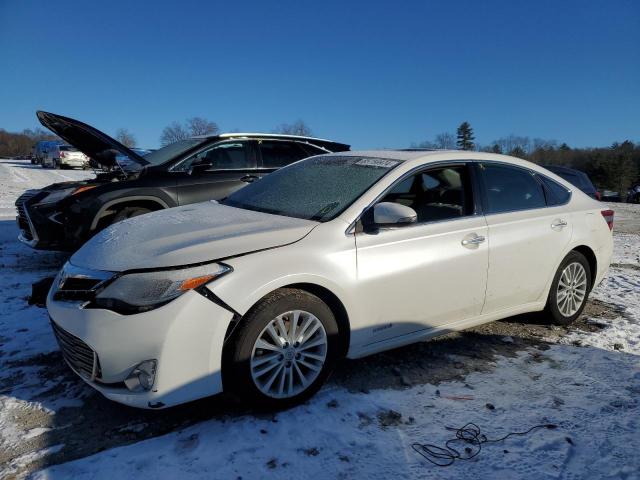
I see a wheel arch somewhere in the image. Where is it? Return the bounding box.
[571,244,598,287]
[223,282,351,359]
[91,196,169,230]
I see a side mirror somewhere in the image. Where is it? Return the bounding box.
[373,202,417,227]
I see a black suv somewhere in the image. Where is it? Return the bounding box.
[16,112,349,251]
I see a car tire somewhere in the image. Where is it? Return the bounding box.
[111,207,152,224]
[544,251,592,326]
[225,288,340,410]
[54,160,60,169]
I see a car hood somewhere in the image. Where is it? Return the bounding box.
[37,111,148,169]
[70,202,318,271]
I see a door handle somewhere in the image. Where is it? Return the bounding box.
[551,220,568,229]
[240,175,259,183]
[461,234,486,246]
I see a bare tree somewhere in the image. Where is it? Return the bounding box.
[115,128,137,148]
[160,121,190,146]
[274,120,313,136]
[187,117,219,136]
[434,132,456,149]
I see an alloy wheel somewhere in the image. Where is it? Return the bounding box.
[556,262,588,317]
[250,310,328,399]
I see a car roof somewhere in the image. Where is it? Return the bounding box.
[542,165,587,175]
[192,132,341,143]
[324,149,538,165]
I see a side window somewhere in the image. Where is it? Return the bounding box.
[539,175,571,206]
[481,163,546,214]
[176,142,251,172]
[260,141,309,168]
[300,144,328,156]
[379,165,473,223]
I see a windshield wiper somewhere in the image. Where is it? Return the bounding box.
[309,202,340,221]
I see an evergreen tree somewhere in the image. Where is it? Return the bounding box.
[456,122,475,150]
[491,143,502,154]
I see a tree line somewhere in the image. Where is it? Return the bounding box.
[2,118,637,192]
[413,121,640,193]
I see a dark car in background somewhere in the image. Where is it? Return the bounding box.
[16,111,350,251]
[627,183,640,204]
[543,165,600,200]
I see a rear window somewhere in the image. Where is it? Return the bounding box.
[539,175,571,206]
[59,146,78,152]
[480,163,546,214]
[259,141,310,168]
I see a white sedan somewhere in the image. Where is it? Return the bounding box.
[46,151,614,409]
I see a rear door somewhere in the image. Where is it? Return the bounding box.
[173,140,259,205]
[478,162,572,313]
[257,140,319,173]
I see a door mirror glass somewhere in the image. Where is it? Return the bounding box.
[373,202,417,226]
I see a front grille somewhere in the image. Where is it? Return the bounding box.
[51,320,101,380]
[15,190,39,241]
[16,203,33,240]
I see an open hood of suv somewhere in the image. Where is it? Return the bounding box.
[70,202,318,271]
[37,111,148,169]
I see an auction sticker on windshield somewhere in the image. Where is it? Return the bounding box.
[355,158,399,168]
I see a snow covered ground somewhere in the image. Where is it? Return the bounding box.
[0,158,638,479]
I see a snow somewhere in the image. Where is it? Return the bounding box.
[0,158,639,479]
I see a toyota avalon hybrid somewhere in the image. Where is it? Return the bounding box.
[46,151,614,409]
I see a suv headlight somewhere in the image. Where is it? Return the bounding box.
[37,188,75,205]
[95,263,231,312]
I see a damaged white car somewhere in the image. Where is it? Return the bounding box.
[46,151,614,409]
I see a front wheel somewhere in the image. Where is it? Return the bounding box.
[545,251,592,325]
[110,207,152,225]
[225,288,340,410]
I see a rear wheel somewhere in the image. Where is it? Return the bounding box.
[53,160,61,169]
[225,288,340,410]
[545,251,592,325]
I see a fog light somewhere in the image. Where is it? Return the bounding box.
[124,360,157,392]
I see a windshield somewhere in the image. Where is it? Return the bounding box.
[222,155,400,221]
[141,138,206,167]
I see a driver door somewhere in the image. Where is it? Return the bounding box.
[353,163,488,346]
[174,140,259,205]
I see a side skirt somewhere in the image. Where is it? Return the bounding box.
[346,301,545,359]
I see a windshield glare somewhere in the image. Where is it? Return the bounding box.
[141,138,206,167]
[222,156,399,221]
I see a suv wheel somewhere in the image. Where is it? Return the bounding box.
[111,207,152,224]
[545,251,592,325]
[225,288,340,409]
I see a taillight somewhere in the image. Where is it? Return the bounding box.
[60,151,66,158]
[601,209,614,231]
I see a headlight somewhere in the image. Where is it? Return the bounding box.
[37,188,75,205]
[37,185,97,205]
[95,263,231,311]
